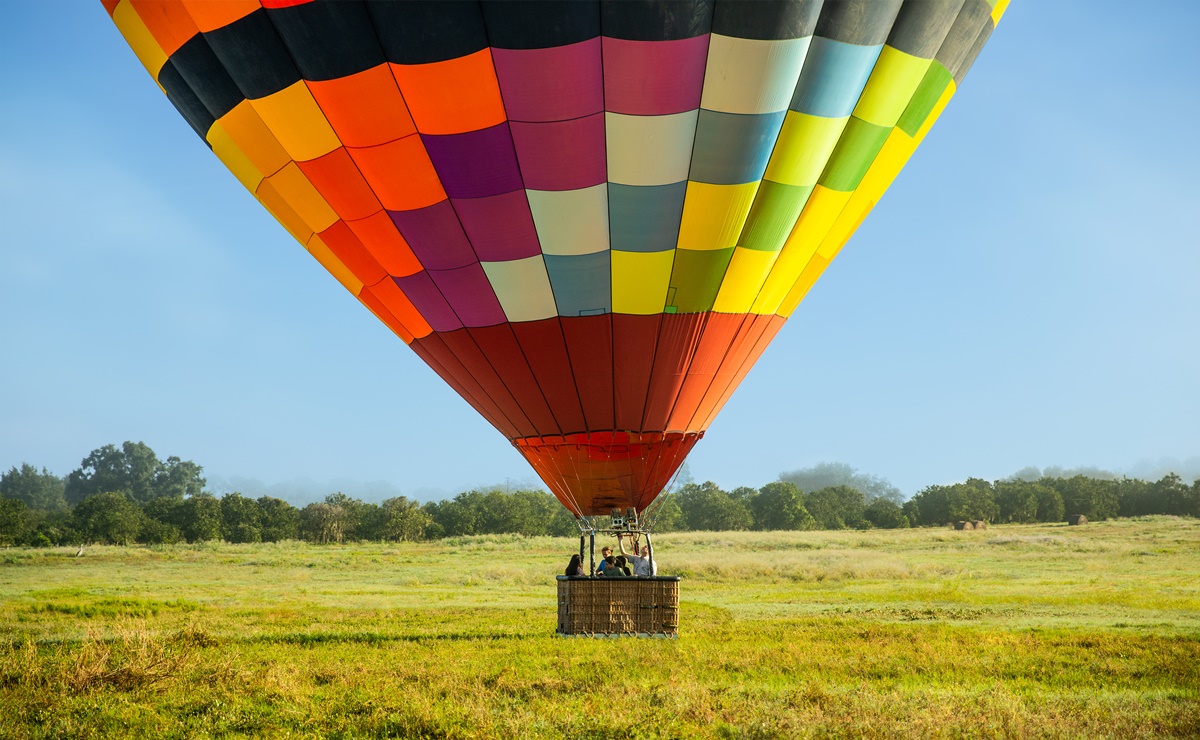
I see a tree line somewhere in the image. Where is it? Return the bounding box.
[2,442,1198,547]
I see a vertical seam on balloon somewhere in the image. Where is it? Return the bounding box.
[598,12,618,437]
[680,312,755,432]
[659,311,714,433]
[551,316,590,437]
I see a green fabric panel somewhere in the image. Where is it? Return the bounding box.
[819,117,891,192]
[739,181,814,252]
[666,247,736,314]
[897,62,953,137]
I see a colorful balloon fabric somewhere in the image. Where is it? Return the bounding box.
[104,0,1007,517]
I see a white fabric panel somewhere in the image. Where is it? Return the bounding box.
[605,110,699,186]
[482,255,559,322]
[526,184,609,256]
[700,35,812,115]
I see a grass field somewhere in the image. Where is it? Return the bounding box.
[2,517,1199,738]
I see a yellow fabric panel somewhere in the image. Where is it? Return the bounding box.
[778,254,830,317]
[992,0,1010,24]
[676,181,761,251]
[306,234,364,296]
[249,81,341,162]
[913,81,956,144]
[611,250,673,315]
[853,47,933,128]
[215,101,291,179]
[112,0,168,79]
[205,121,263,192]
[749,185,850,314]
[711,247,778,314]
[764,112,848,188]
[262,162,339,233]
[255,179,314,245]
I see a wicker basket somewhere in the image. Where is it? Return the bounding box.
[556,576,680,637]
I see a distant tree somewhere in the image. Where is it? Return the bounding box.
[781,463,904,504]
[863,498,909,529]
[1150,473,1194,516]
[378,497,432,541]
[0,464,67,511]
[676,481,752,531]
[1049,475,1119,520]
[424,495,479,538]
[71,492,143,545]
[221,493,263,543]
[323,493,375,540]
[180,494,223,542]
[65,442,205,505]
[994,480,1054,524]
[1035,486,1065,523]
[750,482,814,531]
[0,498,31,545]
[907,479,996,525]
[258,496,299,542]
[301,503,346,544]
[140,518,183,544]
[645,494,686,532]
[804,486,867,530]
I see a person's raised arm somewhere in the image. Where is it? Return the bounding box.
[617,535,631,556]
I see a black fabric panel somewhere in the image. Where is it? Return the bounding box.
[953,18,993,84]
[814,0,902,46]
[367,0,488,65]
[887,0,965,58]
[158,60,214,139]
[170,34,243,121]
[268,0,385,81]
[204,9,301,100]
[601,0,714,41]
[480,0,600,49]
[712,0,823,40]
[935,0,991,77]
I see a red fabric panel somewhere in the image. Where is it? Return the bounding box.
[439,330,536,438]
[467,325,560,436]
[642,312,708,432]
[611,313,661,431]
[665,312,742,432]
[511,319,587,435]
[357,287,413,344]
[699,315,786,429]
[560,315,614,431]
[409,336,510,436]
[685,314,766,432]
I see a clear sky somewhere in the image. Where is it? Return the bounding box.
[2,1,1198,503]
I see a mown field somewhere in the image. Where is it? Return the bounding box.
[2,517,1199,738]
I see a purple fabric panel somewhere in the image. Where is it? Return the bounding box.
[451,191,542,262]
[388,201,475,271]
[510,114,607,191]
[422,123,523,199]
[492,39,603,122]
[602,35,710,115]
[394,273,462,333]
[429,263,507,328]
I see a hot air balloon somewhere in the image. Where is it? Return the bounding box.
[103,0,1006,563]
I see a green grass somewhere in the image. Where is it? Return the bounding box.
[2,518,1198,738]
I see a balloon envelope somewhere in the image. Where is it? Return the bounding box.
[104,0,1005,516]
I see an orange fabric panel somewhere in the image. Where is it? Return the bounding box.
[217,101,290,178]
[357,289,414,344]
[346,136,444,211]
[102,0,121,18]
[129,0,198,57]
[345,211,422,277]
[388,51,506,135]
[700,315,785,430]
[363,278,433,339]
[296,148,382,222]
[180,0,259,32]
[307,66,416,148]
[318,221,388,286]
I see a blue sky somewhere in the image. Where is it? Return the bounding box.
[2,1,1198,502]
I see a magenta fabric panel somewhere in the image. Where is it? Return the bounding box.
[492,38,603,122]
[509,114,606,191]
[602,35,709,115]
[388,201,475,270]
[451,191,542,261]
[394,273,462,333]
[428,263,506,328]
[421,123,523,199]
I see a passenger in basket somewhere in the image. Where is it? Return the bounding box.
[594,546,614,575]
[608,555,631,577]
[565,554,586,577]
[619,538,657,577]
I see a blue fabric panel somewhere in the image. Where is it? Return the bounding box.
[608,182,688,253]
[545,251,612,317]
[690,109,787,185]
[789,37,883,118]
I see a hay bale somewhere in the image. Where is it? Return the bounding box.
[954,521,973,530]
[971,520,987,530]
[1068,514,1088,525]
